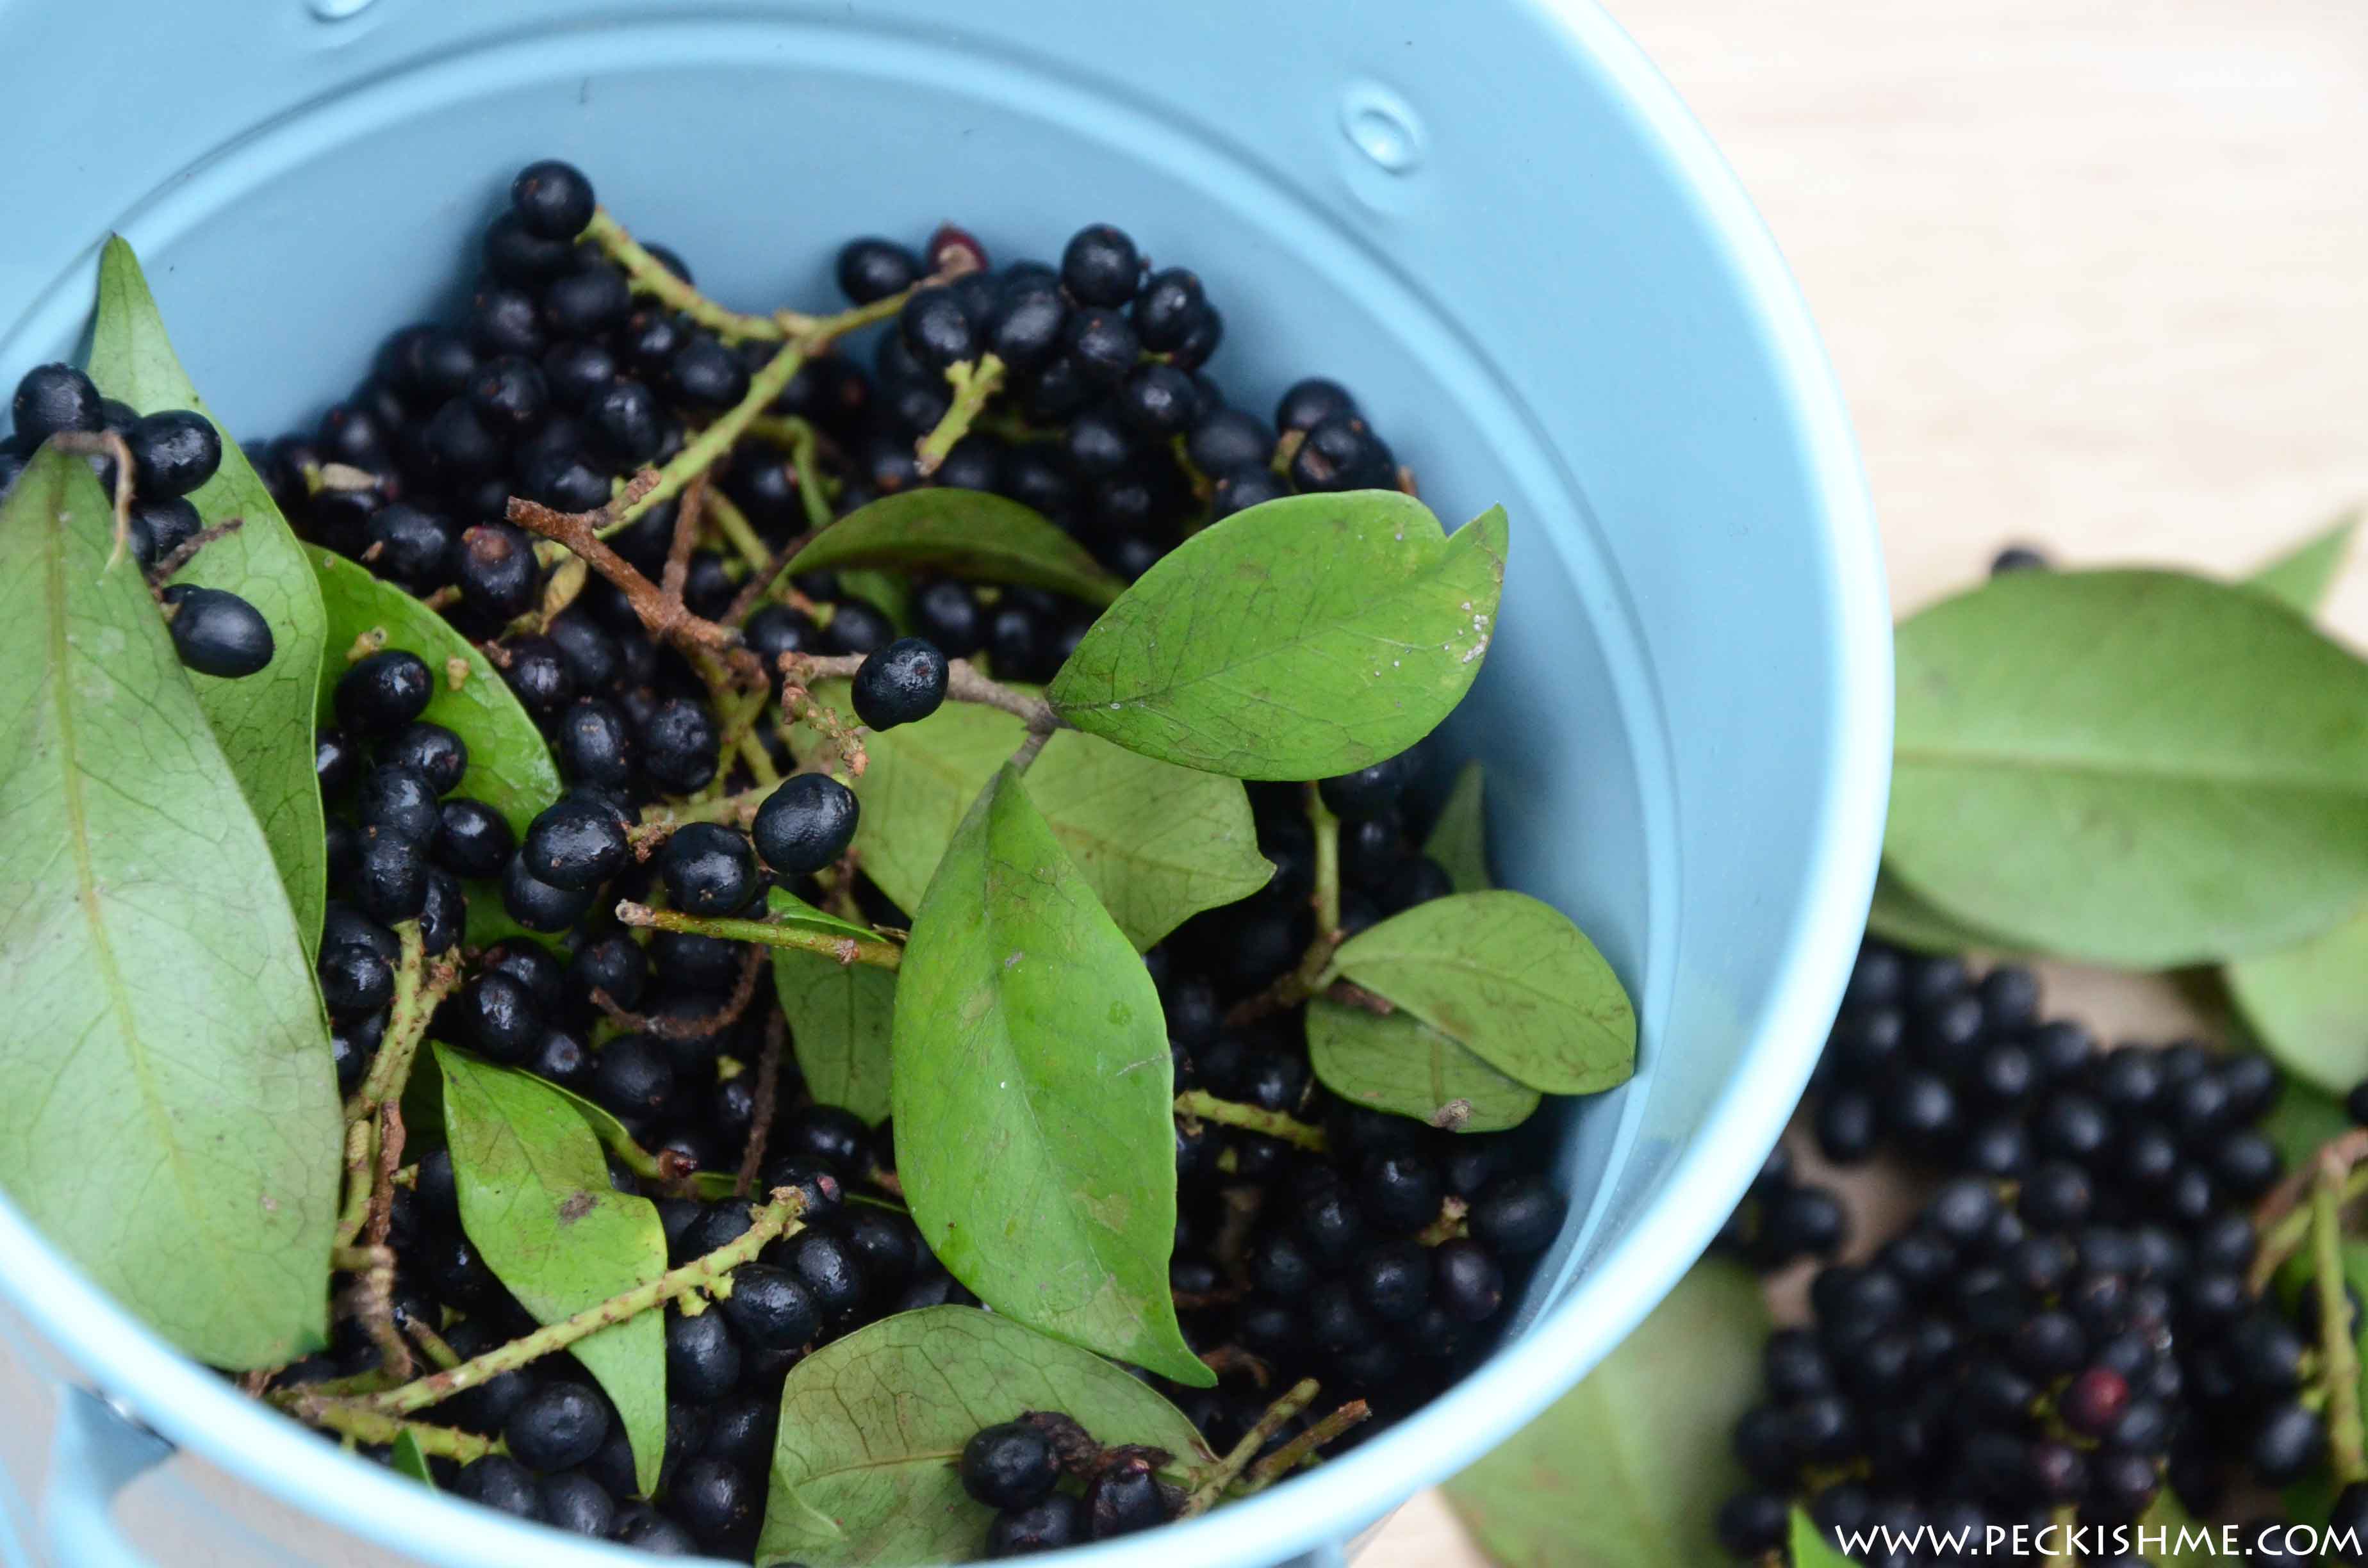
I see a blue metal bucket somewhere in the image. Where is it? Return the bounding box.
[0,0,1889,1560]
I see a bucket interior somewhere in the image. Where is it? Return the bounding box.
[0,3,1884,1562]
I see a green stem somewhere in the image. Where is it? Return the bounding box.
[790,420,834,534]
[1237,1399,1372,1494]
[1179,1378,1320,1515]
[293,1402,505,1462]
[1306,783,1340,938]
[354,923,455,1120]
[331,1118,375,1251]
[2255,1157,2368,1295]
[600,291,909,541]
[361,1189,805,1417]
[641,788,770,829]
[2314,1164,2368,1484]
[582,208,784,342]
[613,901,903,970]
[914,355,1007,476]
[705,489,774,573]
[1174,1090,1327,1152]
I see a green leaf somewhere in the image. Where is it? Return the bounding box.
[1789,1508,1853,1568]
[759,1307,1209,1567]
[436,1046,668,1493]
[796,680,1270,949]
[2249,512,2358,617]
[85,236,331,954]
[771,894,897,1127]
[2262,1074,2349,1168]
[786,490,1124,607]
[1305,997,1540,1132]
[0,448,339,1368]
[2227,909,2368,1096]
[1444,1261,1767,1567]
[311,550,562,837]
[1334,890,1635,1095]
[1048,493,1508,780]
[1424,760,1492,893]
[390,1430,437,1489]
[890,767,1205,1384]
[1865,865,2021,955]
[1888,569,2368,967]
[766,886,880,944]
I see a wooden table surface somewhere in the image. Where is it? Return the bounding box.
[1370,1,2368,1561]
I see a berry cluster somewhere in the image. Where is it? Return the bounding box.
[1161,755,1561,1446]
[1713,940,2301,1564]
[958,1414,1179,1556]
[122,156,1568,1554]
[5,361,272,677]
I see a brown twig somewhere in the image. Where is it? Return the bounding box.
[147,516,245,584]
[507,476,741,657]
[46,432,135,566]
[735,1011,787,1199]
[594,946,766,1042]
[365,1102,406,1248]
[661,473,707,605]
[331,1243,414,1384]
[1212,1184,1265,1288]
[1237,1401,1372,1494]
[2253,1129,2368,1293]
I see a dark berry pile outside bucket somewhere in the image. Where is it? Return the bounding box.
[0,156,1634,1562]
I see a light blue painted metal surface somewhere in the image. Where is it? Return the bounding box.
[0,0,1889,1560]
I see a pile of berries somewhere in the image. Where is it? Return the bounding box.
[958,1414,1180,1556]
[5,361,275,677]
[0,156,1570,1553]
[1712,939,2307,1565]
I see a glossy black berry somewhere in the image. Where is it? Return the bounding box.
[836,237,922,304]
[548,696,631,788]
[511,159,595,240]
[1274,377,1357,434]
[987,1492,1082,1557]
[1131,267,1206,351]
[912,580,986,658]
[160,585,274,679]
[504,1380,611,1471]
[712,1261,818,1353]
[744,778,857,883]
[660,822,759,916]
[1470,1175,1562,1255]
[453,522,540,622]
[637,696,719,794]
[128,495,202,571]
[987,284,1068,373]
[424,797,510,879]
[900,287,979,371]
[850,637,948,731]
[453,1455,542,1521]
[523,795,631,890]
[120,410,220,499]
[1060,224,1142,306]
[317,942,394,1019]
[670,1456,758,1552]
[12,364,102,446]
[1289,411,1392,493]
[541,263,632,339]
[960,1421,1060,1510]
[1116,363,1201,437]
[354,767,440,846]
[1083,1454,1166,1539]
[824,598,898,656]
[454,971,539,1063]
[561,935,645,1019]
[1212,464,1289,521]
[500,853,594,931]
[2253,1399,2328,1484]
[1063,307,1139,386]
[668,334,750,410]
[664,1306,741,1404]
